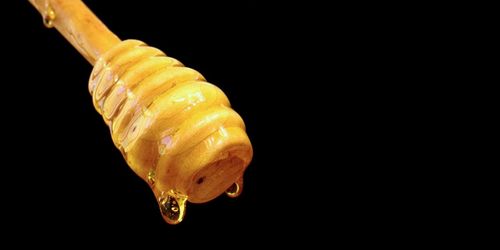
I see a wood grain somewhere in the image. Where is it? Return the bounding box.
[29,0,120,64]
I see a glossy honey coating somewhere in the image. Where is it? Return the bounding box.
[89,40,253,223]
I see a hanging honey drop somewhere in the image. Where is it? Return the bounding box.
[42,1,56,28]
[158,190,188,224]
[147,169,156,186]
[226,177,243,198]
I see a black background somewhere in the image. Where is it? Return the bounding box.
[1,0,334,243]
[0,0,481,245]
[1,0,434,244]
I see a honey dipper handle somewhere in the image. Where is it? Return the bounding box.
[28,0,121,65]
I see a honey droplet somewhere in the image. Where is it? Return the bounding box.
[226,176,243,198]
[147,169,156,185]
[158,190,187,224]
[43,3,56,28]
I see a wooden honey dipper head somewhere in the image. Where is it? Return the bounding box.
[29,0,253,224]
[90,39,253,223]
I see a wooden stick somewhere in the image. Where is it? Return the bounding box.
[28,0,121,65]
[28,0,253,225]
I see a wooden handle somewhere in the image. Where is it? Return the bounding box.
[28,0,120,64]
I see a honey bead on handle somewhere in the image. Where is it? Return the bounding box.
[28,0,253,224]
